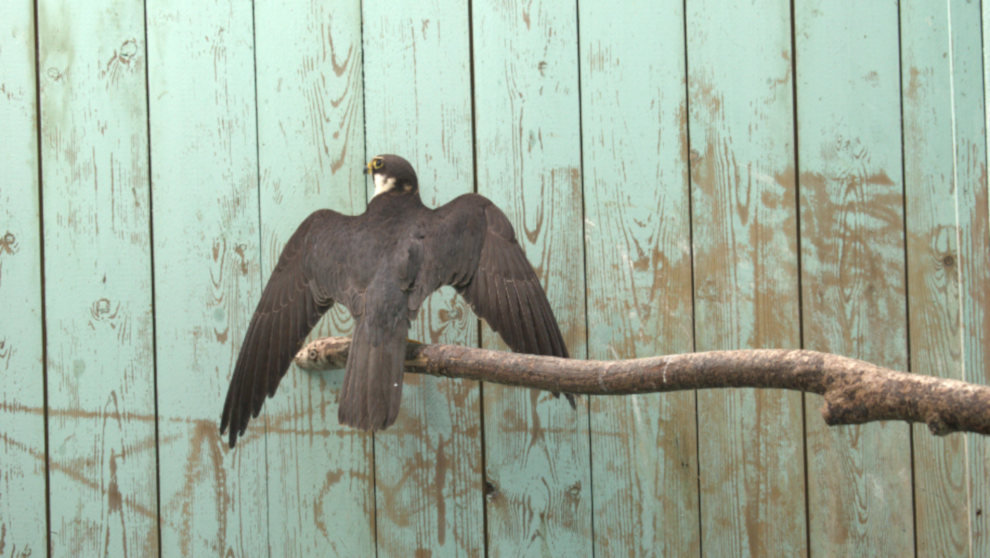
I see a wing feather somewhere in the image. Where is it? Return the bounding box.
[432,195,569,360]
[219,209,339,447]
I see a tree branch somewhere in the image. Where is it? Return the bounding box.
[294,336,990,436]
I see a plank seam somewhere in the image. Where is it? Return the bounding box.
[571,1,596,555]
[356,2,380,555]
[247,3,272,556]
[967,1,989,554]
[680,1,703,555]
[893,3,919,556]
[788,0,812,555]
[972,6,988,557]
[465,1,491,556]
[139,0,164,554]
[31,2,52,555]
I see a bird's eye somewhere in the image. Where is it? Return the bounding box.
[372,158,384,170]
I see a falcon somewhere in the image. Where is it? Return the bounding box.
[219,154,570,447]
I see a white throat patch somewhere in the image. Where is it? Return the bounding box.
[373,174,396,197]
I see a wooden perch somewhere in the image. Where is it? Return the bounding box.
[294,336,990,437]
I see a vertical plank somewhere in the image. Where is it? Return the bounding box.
[37,0,158,555]
[986,0,990,227]
[687,1,805,555]
[578,1,698,555]
[0,3,47,556]
[795,1,913,554]
[361,1,484,555]
[146,1,267,555]
[986,0,990,238]
[254,1,376,555]
[947,1,990,554]
[472,1,591,555]
[901,1,989,554]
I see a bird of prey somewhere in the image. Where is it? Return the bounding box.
[219,154,570,447]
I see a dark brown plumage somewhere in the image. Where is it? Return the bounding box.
[219,154,569,447]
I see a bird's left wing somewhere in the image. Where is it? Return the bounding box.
[219,209,340,447]
[424,194,569,359]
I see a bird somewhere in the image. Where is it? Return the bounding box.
[219,154,571,447]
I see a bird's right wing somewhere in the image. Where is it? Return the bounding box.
[219,209,341,447]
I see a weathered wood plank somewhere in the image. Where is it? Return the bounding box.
[795,1,913,554]
[37,0,158,555]
[578,1,698,555]
[254,1,375,555]
[986,0,990,232]
[986,0,990,226]
[687,1,805,555]
[943,2,990,553]
[0,3,47,556]
[146,2,267,555]
[361,1,484,555]
[901,2,988,554]
[472,1,591,555]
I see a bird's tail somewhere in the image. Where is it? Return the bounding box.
[338,318,407,430]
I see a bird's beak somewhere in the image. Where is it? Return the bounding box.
[363,160,373,175]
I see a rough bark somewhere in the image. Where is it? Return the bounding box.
[294,336,990,436]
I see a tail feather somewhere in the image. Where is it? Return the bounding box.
[338,319,407,430]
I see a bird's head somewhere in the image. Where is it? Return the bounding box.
[364,154,419,198]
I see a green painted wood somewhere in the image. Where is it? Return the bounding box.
[146,2,267,555]
[687,2,805,555]
[253,1,376,555]
[900,2,989,554]
[37,0,158,555]
[795,1,912,554]
[361,1,484,555]
[20,4,990,555]
[986,0,990,228]
[0,4,46,556]
[577,1,698,555]
[471,1,591,555]
[943,2,990,553]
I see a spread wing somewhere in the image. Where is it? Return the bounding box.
[219,209,340,447]
[426,194,569,359]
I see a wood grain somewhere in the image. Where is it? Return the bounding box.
[578,1,699,555]
[472,1,592,555]
[0,3,47,556]
[941,1,990,553]
[146,2,267,555]
[986,1,990,236]
[687,1,805,555]
[362,1,484,555]
[901,2,986,554]
[14,4,990,555]
[37,0,158,555]
[795,1,913,554]
[254,1,375,556]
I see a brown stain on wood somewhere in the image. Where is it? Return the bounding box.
[312,468,345,538]
[2,429,158,521]
[21,2,987,554]
[687,31,806,548]
[965,154,990,351]
[434,437,448,545]
[2,395,373,554]
[309,21,362,175]
[176,420,227,556]
[376,412,467,534]
[99,38,141,90]
[0,230,19,270]
[0,338,13,370]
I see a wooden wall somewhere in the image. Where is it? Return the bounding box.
[1,0,987,556]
